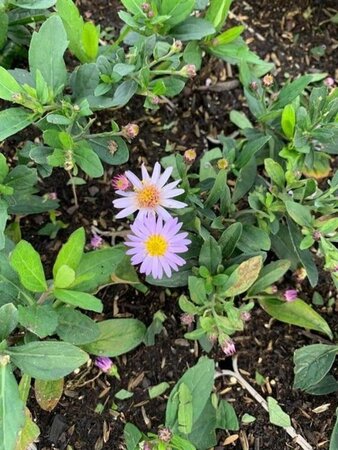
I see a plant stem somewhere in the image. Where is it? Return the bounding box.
[68,172,79,208]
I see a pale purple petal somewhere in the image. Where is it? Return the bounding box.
[162,188,185,198]
[158,167,173,187]
[151,162,161,183]
[156,205,173,220]
[125,171,142,188]
[162,199,187,209]
[115,206,137,218]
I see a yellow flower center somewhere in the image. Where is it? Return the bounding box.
[136,184,160,208]
[217,158,229,170]
[145,234,168,257]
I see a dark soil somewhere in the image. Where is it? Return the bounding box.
[8,0,338,449]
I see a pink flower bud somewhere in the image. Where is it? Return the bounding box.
[262,74,274,87]
[324,77,335,87]
[158,427,172,442]
[180,313,194,326]
[90,234,103,249]
[172,40,183,52]
[181,64,196,78]
[141,2,150,11]
[250,81,258,91]
[147,10,154,18]
[122,123,139,139]
[112,174,131,191]
[151,95,160,105]
[240,311,251,322]
[283,289,298,302]
[47,192,58,200]
[221,339,236,356]
[312,231,321,241]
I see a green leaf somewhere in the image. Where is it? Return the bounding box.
[54,289,103,313]
[0,154,9,183]
[0,12,8,50]
[330,408,338,450]
[248,260,290,296]
[241,413,256,424]
[219,222,242,258]
[272,74,326,110]
[187,399,217,449]
[56,307,100,345]
[159,0,195,27]
[82,22,99,61]
[293,344,338,391]
[0,356,25,450]
[213,25,244,45]
[223,256,263,297]
[287,219,318,287]
[281,104,296,139]
[10,240,47,292]
[199,236,222,274]
[205,169,227,207]
[166,357,215,429]
[35,378,64,411]
[171,17,216,41]
[73,246,126,292]
[7,341,89,380]
[0,108,34,141]
[120,0,144,15]
[0,67,23,101]
[29,15,68,91]
[232,157,257,202]
[15,407,40,450]
[124,423,142,450]
[285,201,313,228]
[18,305,58,338]
[53,227,85,278]
[188,276,207,305]
[259,298,333,339]
[74,141,104,178]
[54,264,76,289]
[183,41,203,69]
[205,0,232,31]
[0,303,18,340]
[10,0,56,8]
[149,382,170,399]
[111,80,138,107]
[305,375,338,396]
[0,199,9,251]
[236,135,270,169]
[178,382,193,434]
[229,110,252,129]
[82,319,146,356]
[267,397,291,428]
[216,399,239,431]
[115,389,133,400]
[90,136,129,166]
[264,158,285,189]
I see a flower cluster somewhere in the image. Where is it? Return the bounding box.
[112,163,190,279]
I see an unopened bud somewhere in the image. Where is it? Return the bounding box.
[151,95,160,105]
[11,93,23,102]
[217,158,229,170]
[184,149,196,164]
[221,339,236,356]
[64,160,74,171]
[324,77,335,87]
[312,230,321,241]
[262,74,274,87]
[294,267,307,282]
[73,104,80,111]
[172,40,183,52]
[181,64,196,78]
[141,2,150,11]
[249,81,258,91]
[283,289,298,302]
[180,313,194,326]
[158,427,172,442]
[240,311,251,322]
[122,123,139,139]
[147,10,154,18]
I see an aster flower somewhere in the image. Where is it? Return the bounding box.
[113,162,187,220]
[283,289,298,302]
[112,174,131,191]
[125,215,190,279]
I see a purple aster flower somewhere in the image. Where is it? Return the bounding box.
[283,289,298,302]
[113,162,187,220]
[95,356,112,373]
[221,339,236,356]
[125,215,191,279]
[90,234,103,249]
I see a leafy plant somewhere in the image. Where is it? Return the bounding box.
[0,227,147,448]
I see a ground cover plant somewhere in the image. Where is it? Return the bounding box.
[0,0,337,449]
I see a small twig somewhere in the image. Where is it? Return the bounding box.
[215,355,314,450]
[68,172,79,209]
